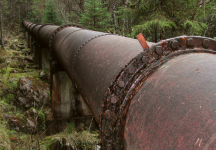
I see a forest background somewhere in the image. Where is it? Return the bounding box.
[0,0,215,149]
[0,0,215,45]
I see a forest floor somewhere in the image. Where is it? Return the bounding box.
[0,31,99,149]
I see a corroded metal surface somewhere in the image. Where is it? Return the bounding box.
[53,31,145,122]
[100,36,216,149]
[51,26,82,58]
[49,23,83,52]
[38,25,58,47]
[29,24,37,34]
[124,53,216,149]
[32,24,42,39]
[23,20,216,149]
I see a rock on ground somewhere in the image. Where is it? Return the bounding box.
[16,77,49,109]
[7,108,45,134]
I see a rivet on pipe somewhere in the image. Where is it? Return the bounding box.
[155,46,163,55]
[203,39,210,48]
[141,56,149,64]
[187,38,195,47]
[171,40,179,49]
[117,79,125,88]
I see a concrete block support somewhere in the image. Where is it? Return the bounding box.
[31,41,35,57]
[30,38,35,55]
[41,48,50,69]
[34,43,40,66]
[46,62,98,135]
[52,71,76,120]
[29,36,32,53]
[47,68,77,134]
[28,33,30,48]
[25,31,28,40]
[77,95,98,131]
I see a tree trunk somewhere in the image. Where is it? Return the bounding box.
[154,27,157,43]
[79,0,85,12]
[122,0,128,36]
[112,1,119,34]
[0,0,4,48]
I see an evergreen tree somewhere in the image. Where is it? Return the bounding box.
[79,0,111,31]
[115,0,215,42]
[27,0,45,24]
[43,0,62,25]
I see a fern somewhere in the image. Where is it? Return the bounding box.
[183,20,207,35]
[132,13,176,36]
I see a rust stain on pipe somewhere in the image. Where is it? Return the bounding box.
[124,53,216,149]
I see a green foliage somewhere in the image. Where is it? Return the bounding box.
[0,68,6,74]
[38,109,45,123]
[132,12,176,38]
[0,57,6,63]
[2,93,15,104]
[80,0,112,31]
[0,124,11,149]
[46,90,50,100]
[123,0,216,41]
[42,0,62,25]
[183,20,207,35]
[28,0,45,23]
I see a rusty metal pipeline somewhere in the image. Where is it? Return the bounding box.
[23,20,216,149]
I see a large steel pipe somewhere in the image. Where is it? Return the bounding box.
[51,28,154,121]
[124,53,216,149]
[23,20,216,149]
[38,25,58,47]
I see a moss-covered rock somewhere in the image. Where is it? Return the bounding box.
[39,68,50,83]
[16,77,49,109]
[7,107,46,134]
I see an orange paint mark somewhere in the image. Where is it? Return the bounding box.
[137,33,149,49]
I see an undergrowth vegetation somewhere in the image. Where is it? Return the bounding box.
[0,32,99,149]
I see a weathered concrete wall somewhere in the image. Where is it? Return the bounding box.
[79,95,92,116]
[50,70,97,132]
[77,95,98,131]
[28,33,30,48]
[30,38,35,55]
[34,43,40,66]
[29,36,32,53]
[25,31,28,41]
[52,71,77,119]
[41,47,50,69]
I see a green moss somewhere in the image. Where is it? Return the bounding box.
[0,33,52,150]
[0,48,7,57]
[0,68,7,74]
[46,91,50,100]
[0,124,11,149]
[2,93,15,104]
[12,51,20,56]
[40,123,99,149]
[0,57,6,63]
[9,62,19,68]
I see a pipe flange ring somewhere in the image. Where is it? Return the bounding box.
[36,24,53,41]
[31,24,39,35]
[49,23,84,53]
[100,36,216,149]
